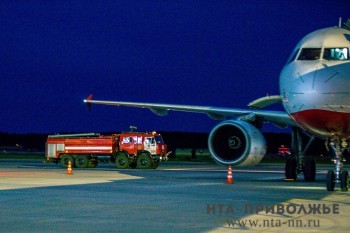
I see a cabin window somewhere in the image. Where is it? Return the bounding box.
[155,135,164,144]
[297,48,321,60]
[145,137,155,145]
[121,137,133,144]
[323,48,349,60]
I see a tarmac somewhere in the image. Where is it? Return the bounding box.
[0,159,349,232]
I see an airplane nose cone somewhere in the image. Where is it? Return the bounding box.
[280,62,350,137]
[281,62,350,113]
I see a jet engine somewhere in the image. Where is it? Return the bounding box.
[208,120,266,166]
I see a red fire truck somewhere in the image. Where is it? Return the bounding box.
[46,131,170,169]
[278,145,291,156]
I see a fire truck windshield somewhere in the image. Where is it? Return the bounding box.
[155,136,164,144]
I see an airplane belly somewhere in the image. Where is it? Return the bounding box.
[291,109,350,138]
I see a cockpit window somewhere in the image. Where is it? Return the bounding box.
[297,48,321,60]
[323,48,349,60]
[287,49,299,64]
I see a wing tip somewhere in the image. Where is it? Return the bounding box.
[85,94,93,110]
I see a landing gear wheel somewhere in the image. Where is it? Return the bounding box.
[60,155,75,168]
[303,159,316,182]
[75,155,89,168]
[326,170,335,191]
[137,153,152,169]
[285,157,297,181]
[115,153,130,169]
[340,171,349,192]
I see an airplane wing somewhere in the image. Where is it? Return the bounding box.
[84,94,297,128]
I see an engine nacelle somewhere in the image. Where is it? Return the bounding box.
[208,120,266,166]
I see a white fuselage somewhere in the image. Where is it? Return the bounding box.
[280,27,350,138]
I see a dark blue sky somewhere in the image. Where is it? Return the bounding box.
[1,1,349,133]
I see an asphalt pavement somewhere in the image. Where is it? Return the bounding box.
[0,159,349,232]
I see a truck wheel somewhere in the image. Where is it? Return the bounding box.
[60,155,75,168]
[88,160,98,168]
[115,152,130,169]
[151,157,160,169]
[137,153,152,169]
[75,155,89,168]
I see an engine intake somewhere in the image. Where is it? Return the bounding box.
[208,120,266,166]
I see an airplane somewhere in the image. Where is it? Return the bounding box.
[84,22,350,191]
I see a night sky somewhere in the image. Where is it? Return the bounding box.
[1,1,349,134]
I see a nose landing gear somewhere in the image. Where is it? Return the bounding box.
[326,138,349,191]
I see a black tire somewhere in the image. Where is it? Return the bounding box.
[151,157,160,169]
[88,160,98,168]
[285,157,297,180]
[303,159,316,182]
[340,171,349,192]
[137,153,152,169]
[115,152,130,169]
[60,154,75,168]
[326,170,335,191]
[75,155,90,168]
